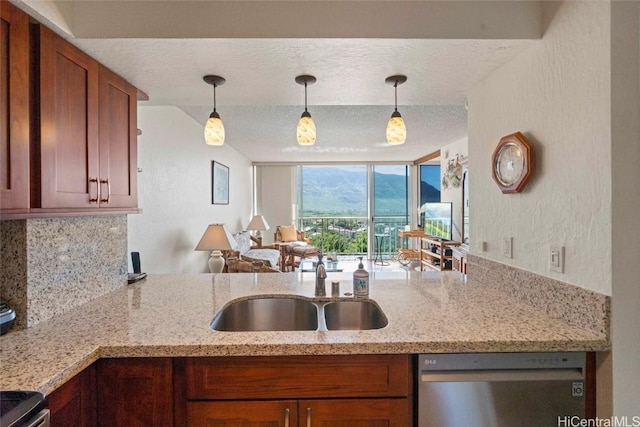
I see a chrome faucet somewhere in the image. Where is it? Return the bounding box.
[315,254,327,297]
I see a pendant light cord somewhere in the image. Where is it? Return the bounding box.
[213,83,217,113]
[394,81,398,113]
[304,82,308,113]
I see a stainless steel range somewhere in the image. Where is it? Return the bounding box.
[0,391,49,427]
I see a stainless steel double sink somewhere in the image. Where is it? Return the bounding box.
[211,296,388,332]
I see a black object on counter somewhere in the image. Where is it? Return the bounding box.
[0,301,16,335]
[128,252,147,284]
[0,391,47,427]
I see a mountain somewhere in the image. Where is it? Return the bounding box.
[301,167,411,216]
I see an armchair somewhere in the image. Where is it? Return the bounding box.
[274,225,319,271]
[229,232,281,269]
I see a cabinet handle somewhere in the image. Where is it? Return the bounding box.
[89,178,99,203]
[100,178,111,203]
[306,407,311,427]
[284,408,290,427]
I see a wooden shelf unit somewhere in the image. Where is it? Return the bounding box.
[397,229,424,263]
[420,237,461,271]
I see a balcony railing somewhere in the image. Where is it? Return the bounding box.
[298,216,409,259]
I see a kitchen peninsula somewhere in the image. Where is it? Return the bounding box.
[0,268,609,394]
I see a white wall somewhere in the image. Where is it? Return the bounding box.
[468,1,611,295]
[440,137,468,242]
[469,0,640,415]
[128,106,253,273]
[255,165,297,245]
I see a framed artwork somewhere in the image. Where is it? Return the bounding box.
[212,161,229,204]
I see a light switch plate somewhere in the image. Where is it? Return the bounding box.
[550,245,565,273]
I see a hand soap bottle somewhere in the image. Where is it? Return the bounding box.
[353,256,369,297]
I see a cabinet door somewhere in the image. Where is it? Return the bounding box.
[48,364,97,427]
[304,398,410,427]
[187,400,297,427]
[39,25,99,208]
[98,65,137,208]
[0,2,30,210]
[96,358,172,427]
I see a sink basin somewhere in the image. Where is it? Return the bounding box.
[211,296,388,331]
[211,297,318,331]
[323,300,388,330]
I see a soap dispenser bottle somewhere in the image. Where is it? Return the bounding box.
[353,256,369,297]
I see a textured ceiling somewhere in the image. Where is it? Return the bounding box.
[15,0,540,162]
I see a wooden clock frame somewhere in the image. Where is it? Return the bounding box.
[491,131,535,194]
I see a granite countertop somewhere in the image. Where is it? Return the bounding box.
[0,270,609,395]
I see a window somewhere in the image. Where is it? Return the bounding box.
[297,165,410,258]
[419,164,441,228]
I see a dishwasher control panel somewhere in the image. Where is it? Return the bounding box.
[419,352,585,371]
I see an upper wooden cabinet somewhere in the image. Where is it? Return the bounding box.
[38,25,100,209]
[38,26,137,209]
[97,65,138,208]
[0,2,30,211]
[0,9,139,218]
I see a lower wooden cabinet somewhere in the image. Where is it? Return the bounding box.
[47,354,412,427]
[178,354,412,427]
[187,398,409,427]
[96,358,173,427]
[48,364,96,427]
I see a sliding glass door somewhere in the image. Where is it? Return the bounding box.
[371,165,410,262]
[297,164,410,261]
[298,166,368,257]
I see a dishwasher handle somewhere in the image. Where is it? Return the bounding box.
[421,368,584,383]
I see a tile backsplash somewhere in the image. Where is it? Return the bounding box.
[0,215,127,329]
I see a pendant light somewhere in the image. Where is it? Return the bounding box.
[203,75,226,146]
[385,75,407,145]
[295,75,317,145]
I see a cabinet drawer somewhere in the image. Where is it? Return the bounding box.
[187,400,297,427]
[185,354,410,399]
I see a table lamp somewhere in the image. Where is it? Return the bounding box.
[195,224,238,273]
[246,214,270,237]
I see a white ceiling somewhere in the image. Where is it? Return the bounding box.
[14,0,541,163]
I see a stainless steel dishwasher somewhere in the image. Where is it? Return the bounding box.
[418,352,587,427]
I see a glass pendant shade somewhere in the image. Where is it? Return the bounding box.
[385,75,407,146]
[295,75,317,146]
[386,111,406,145]
[204,112,225,146]
[202,75,226,146]
[297,111,316,146]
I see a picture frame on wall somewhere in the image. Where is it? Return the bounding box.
[212,161,229,205]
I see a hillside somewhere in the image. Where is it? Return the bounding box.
[301,167,439,216]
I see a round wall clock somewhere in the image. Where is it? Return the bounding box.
[491,131,535,194]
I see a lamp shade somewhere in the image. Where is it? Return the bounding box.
[247,215,270,232]
[386,112,406,145]
[297,112,316,146]
[195,224,237,273]
[195,224,237,252]
[204,112,225,146]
